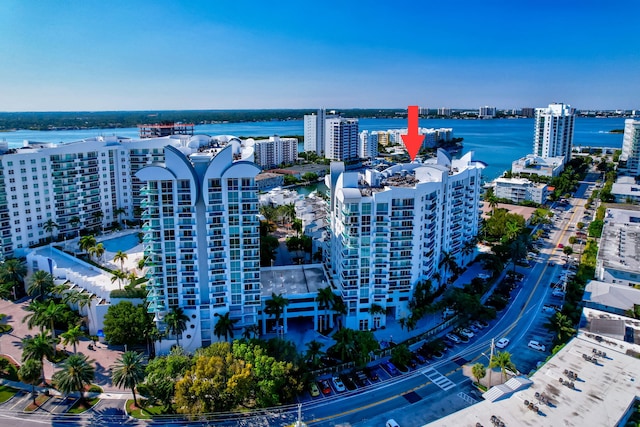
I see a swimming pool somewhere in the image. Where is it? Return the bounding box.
[101,233,141,253]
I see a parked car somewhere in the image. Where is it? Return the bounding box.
[446,333,461,344]
[318,379,331,395]
[475,319,489,328]
[468,324,480,333]
[332,376,346,392]
[340,374,357,391]
[459,328,475,338]
[386,419,401,427]
[413,352,426,364]
[364,366,379,381]
[528,340,546,351]
[495,337,510,349]
[353,370,368,387]
[309,382,320,397]
[382,361,399,376]
[407,358,418,369]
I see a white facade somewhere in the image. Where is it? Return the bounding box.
[511,154,565,178]
[385,128,452,150]
[479,106,496,118]
[494,177,548,204]
[325,118,359,161]
[437,108,451,117]
[595,208,640,287]
[533,103,575,162]
[0,136,194,259]
[136,145,261,352]
[303,113,318,154]
[619,119,640,176]
[612,176,640,204]
[253,136,298,169]
[326,149,484,331]
[358,130,379,159]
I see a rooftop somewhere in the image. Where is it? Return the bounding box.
[584,280,640,313]
[426,332,640,427]
[480,203,537,223]
[598,207,640,274]
[260,264,330,298]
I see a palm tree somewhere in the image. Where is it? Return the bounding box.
[510,237,527,273]
[462,237,478,261]
[40,300,66,342]
[92,210,104,229]
[113,251,128,273]
[213,312,239,341]
[439,250,457,282]
[332,328,357,362]
[280,203,297,227]
[22,332,56,384]
[504,220,522,242]
[264,292,289,335]
[111,351,146,407]
[27,270,54,301]
[52,354,95,401]
[18,359,43,404]
[164,307,189,348]
[114,207,127,227]
[292,218,303,237]
[23,300,47,332]
[490,351,516,382]
[544,312,576,343]
[88,243,105,262]
[368,303,386,328]
[69,216,81,239]
[241,324,260,340]
[332,297,347,329]
[305,340,325,368]
[43,219,59,243]
[0,258,26,299]
[110,270,127,290]
[61,325,84,354]
[63,290,92,311]
[487,195,499,214]
[316,286,335,332]
[78,235,96,254]
[472,363,486,385]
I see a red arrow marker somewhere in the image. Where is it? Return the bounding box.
[401,105,425,161]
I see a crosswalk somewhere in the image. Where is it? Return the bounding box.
[422,368,456,391]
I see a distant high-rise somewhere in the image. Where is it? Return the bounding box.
[325,117,359,161]
[437,108,451,117]
[303,109,337,156]
[533,103,575,162]
[619,119,640,176]
[521,107,535,118]
[479,106,496,119]
[253,136,298,169]
[358,130,379,159]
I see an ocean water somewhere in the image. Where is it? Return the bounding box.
[0,117,626,181]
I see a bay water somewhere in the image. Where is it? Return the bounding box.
[1,117,626,181]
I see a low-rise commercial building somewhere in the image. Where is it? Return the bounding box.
[511,154,565,178]
[494,177,548,204]
[595,208,640,286]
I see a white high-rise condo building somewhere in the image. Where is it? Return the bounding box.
[479,106,496,119]
[533,103,575,162]
[253,136,298,169]
[619,119,640,176]
[325,118,359,161]
[304,109,338,156]
[358,130,379,159]
[136,144,261,352]
[326,150,485,330]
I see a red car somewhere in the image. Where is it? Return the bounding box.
[318,379,332,395]
[557,243,564,249]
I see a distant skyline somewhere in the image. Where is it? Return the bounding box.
[1,1,639,112]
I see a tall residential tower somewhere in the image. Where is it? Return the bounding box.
[533,103,575,162]
[619,119,640,177]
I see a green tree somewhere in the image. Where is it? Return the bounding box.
[61,325,84,354]
[510,237,527,272]
[472,363,486,385]
[43,219,59,243]
[110,269,127,290]
[0,258,26,299]
[213,312,239,342]
[563,246,574,261]
[316,286,335,332]
[264,292,289,335]
[390,344,412,368]
[102,301,153,348]
[490,351,516,382]
[140,347,192,410]
[544,312,576,343]
[27,270,54,301]
[69,216,81,238]
[23,300,48,332]
[114,207,127,226]
[52,354,95,400]
[39,300,67,342]
[88,243,105,262]
[22,332,56,384]
[113,250,128,272]
[305,340,325,368]
[18,359,43,404]
[164,307,190,348]
[292,218,303,237]
[78,235,96,253]
[111,351,146,407]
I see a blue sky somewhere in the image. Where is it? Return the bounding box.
[1,1,639,111]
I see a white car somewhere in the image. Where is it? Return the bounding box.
[528,340,546,351]
[495,338,510,349]
[331,376,346,392]
[446,333,461,343]
[459,328,475,338]
[386,420,400,427]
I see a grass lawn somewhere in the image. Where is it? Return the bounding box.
[0,385,18,403]
[127,399,170,419]
[0,356,20,381]
[24,394,50,412]
[67,397,100,414]
[0,324,12,333]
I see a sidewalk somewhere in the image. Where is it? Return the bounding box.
[0,378,130,400]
